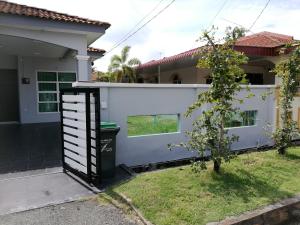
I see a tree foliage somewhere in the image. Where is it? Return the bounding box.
[169,27,248,173]
[108,46,141,83]
[273,44,300,155]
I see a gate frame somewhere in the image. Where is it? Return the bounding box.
[59,88,101,185]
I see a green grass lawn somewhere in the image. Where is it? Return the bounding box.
[127,115,178,136]
[108,148,300,225]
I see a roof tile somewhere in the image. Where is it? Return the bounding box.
[235,31,293,48]
[0,0,110,29]
[87,47,105,54]
[138,31,294,69]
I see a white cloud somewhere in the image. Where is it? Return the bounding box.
[10,0,300,71]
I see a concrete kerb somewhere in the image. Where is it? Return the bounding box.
[207,194,300,225]
[99,191,153,225]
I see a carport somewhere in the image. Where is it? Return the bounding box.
[0,33,77,174]
[0,1,109,174]
[0,0,112,216]
[0,33,81,174]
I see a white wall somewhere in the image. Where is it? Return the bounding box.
[291,96,300,125]
[75,82,276,167]
[0,54,17,69]
[144,65,275,84]
[18,56,77,123]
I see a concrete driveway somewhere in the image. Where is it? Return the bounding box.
[0,198,140,225]
[0,167,95,215]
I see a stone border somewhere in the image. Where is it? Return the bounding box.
[100,192,153,225]
[207,195,300,225]
[118,193,154,225]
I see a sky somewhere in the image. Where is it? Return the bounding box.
[11,0,300,71]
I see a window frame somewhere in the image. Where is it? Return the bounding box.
[225,110,258,129]
[127,114,181,137]
[36,70,77,114]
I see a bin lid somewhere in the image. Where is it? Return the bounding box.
[101,121,117,129]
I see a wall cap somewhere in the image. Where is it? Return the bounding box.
[73,81,276,89]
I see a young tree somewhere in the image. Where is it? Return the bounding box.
[108,46,141,83]
[273,45,300,155]
[170,27,248,173]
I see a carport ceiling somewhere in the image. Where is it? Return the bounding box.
[0,35,69,58]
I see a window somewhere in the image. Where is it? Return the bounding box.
[206,77,212,84]
[246,73,264,85]
[172,74,182,84]
[127,114,179,137]
[225,110,257,128]
[37,71,76,113]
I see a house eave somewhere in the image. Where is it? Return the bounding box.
[0,13,108,45]
[88,51,105,61]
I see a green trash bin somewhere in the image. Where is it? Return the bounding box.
[100,121,120,179]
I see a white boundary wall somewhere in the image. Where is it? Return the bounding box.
[74,82,276,167]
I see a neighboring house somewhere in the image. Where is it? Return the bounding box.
[0,0,110,173]
[137,31,300,132]
[137,31,294,85]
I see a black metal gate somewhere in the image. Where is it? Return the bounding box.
[59,88,101,185]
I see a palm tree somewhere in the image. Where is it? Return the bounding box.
[108,46,141,83]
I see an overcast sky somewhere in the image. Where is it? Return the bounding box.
[11,0,300,71]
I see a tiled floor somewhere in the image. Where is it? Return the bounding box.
[0,123,62,174]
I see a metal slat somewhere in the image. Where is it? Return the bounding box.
[62,95,85,103]
[64,141,87,156]
[63,118,86,130]
[60,88,101,185]
[64,149,87,166]
[63,111,86,121]
[65,157,87,174]
[63,126,86,139]
[64,134,86,148]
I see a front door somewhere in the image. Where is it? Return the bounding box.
[0,69,19,123]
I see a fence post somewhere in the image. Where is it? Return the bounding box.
[94,88,101,185]
[85,90,92,183]
[59,90,66,172]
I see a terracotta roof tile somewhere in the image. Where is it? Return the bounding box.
[235,31,293,48]
[138,31,295,69]
[138,47,204,69]
[0,0,110,29]
[87,47,105,54]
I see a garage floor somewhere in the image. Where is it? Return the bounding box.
[0,123,62,174]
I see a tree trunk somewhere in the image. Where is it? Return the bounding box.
[278,147,286,155]
[213,160,221,173]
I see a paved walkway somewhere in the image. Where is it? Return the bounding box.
[0,199,140,225]
[0,168,95,215]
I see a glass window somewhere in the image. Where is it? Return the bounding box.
[243,110,257,126]
[59,83,72,90]
[39,103,58,112]
[225,110,257,128]
[39,93,57,102]
[58,72,76,82]
[37,71,76,113]
[128,114,179,137]
[38,83,57,91]
[37,72,57,81]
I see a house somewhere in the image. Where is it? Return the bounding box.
[0,0,110,173]
[137,31,300,132]
[137,31,294,85]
